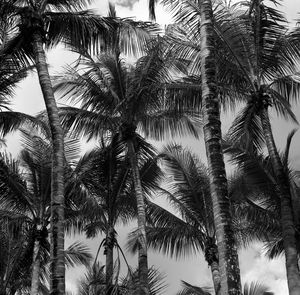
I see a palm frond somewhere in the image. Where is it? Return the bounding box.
[283,128,297,169]
[46,0,92,12]
[127,201,206,258]
[64,241,93,268]
[0,111,41,137]
[176,280,212,295]
[0,152,33,215]
[77,262,106,295]
[58,106,117,140]
[227,103,265,153]
[263,237,284,259]
[224,139,278,196]
[159,144,213,225]
[243,281,274,295]
[105,6,160,56]
[269,73,300,105]
[0,32,35,68]
[269,88,298,123]
[119,267,167,295]
[46,10,112,53]
[138,109,203,140]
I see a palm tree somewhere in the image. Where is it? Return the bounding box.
[128,144,272,295]
[224,130,300,261]
[157,0,243,293]
[66,134,163,293]
[0,128,92,294]
[0,219,92,295]
[147,144,220,294]
[220,2,300,292]
[156,1,300,292]
[53,34,201,293]
[0,1,115,293]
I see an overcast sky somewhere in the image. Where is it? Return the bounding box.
[5,0,300,294]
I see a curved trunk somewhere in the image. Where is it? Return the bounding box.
[31,238,41,295]
[210,261,221,295]
[127,139,149,295]
[32,32,65,295]
[199,1,242,294]
[260,108,300,295]
[105,226,114,293]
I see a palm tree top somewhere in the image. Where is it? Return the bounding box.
[54,37,202,141]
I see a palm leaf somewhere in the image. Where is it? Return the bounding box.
[0,111,41,137]
[0,152,33,215]
[46,10,112,53]
[176,280,211,295]
[145,202,206,258]
[227,102,265,153]
[64,241,92,268]
[243,281,274,295]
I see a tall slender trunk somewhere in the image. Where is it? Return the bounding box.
[260,107,300,295]
[199,1,242,294]
[105,226,114,293]
[31,238,41,295]
[32,32,65,295]
[210,261,221,295]
[127,139,149,295]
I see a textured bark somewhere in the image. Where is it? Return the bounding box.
[32,32,65,295]
[30,238,41,295]
[205,240,221,295]
[260,108,300,295]
[127,139,149,295]
[105,226,114,293]
[199,0,242,294]
[210,261,221,295]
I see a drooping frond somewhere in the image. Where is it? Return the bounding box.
[64,241,93,268]
[0,111,41,137]
[57,106,118,140]
[104,4,160,57]
[268,87,298,123]
[45,10,112,53]
[0,152,32,215]
[159,144,213,226]
[263,237,284,259]
[139,109,203,140]
[227,103,265,153]
[144,202,206,258]
[224,139,278,197]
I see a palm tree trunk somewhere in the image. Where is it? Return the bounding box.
[260,107,300,295]
[205,239,221,295]
[199,1,242,294]
[31,238,41,295]
[105,226,114,293]
[32,32,65,295]
[127,139,149,295]
[210,261,221,295]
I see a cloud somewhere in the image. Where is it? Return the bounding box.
[114,0,139,10]
[240,243,288,295]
